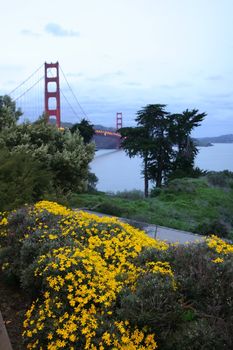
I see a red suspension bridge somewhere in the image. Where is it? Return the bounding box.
[8,62,123,145]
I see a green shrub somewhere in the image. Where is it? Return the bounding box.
[114,190,144,200]
[1,201,161,349]
[168,167,206,182]
[206,170,233,189]
[97,201,124,216]
[1,201,233,349]
[150,187,162,197]
[117,272,182,340]
[0,205,64,287]
[166,178,207,194]
[121,243,233,349]
[0,150,52,211]
[195,220,230,238]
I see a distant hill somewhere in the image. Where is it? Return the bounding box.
[58,121,118,149]
[193,138,213,147]
[55,120,233,148]
[60,121,74,128]
[93,124,115,132]
[195,134,233,145]
[59,120,115,132]
[49,119,74,128]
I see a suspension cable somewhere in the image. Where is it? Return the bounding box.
[48,68,81,120]
[8,63,44,95]
[60,89,81,120]
[14,76,44,102]
[59,64,89,119]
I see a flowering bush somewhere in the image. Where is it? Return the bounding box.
[0,201,167,349]
[130,238,233,349]
[0,201,233,349]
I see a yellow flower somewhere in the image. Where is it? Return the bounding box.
[22,200,163,349]
[212,257,224,263]
[0,217,8,225]
[206,235,233,255]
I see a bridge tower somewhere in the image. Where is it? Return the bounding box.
[116,112,123,131]
[44,62,61,128]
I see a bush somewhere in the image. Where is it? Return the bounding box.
[97,200,124,216]
[114,190,145,200]
[1,201,166,349]
[129,242,233,349]
[206,170,233,189]
[150,187,162,197]
[0,150,53,211]
[169,167,206,181]
[117,272,182,336]
[0,115,95,194]
[1,201,233,349]
[195,220,230,238]
[166,178,207,194]
[87,171,98,192]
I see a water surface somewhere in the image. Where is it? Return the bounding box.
[91,144,233,192]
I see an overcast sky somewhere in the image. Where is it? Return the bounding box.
[1,0,233,136]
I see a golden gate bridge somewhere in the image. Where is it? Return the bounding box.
[8,62,123,146]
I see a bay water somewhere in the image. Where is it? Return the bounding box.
[91,144,233,192]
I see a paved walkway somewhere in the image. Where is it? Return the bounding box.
[0,312,12,350]
[139,223,204,244]
[77,209,204,244]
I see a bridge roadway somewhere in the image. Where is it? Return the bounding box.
[76,209,204,244]
[94,129,121,138]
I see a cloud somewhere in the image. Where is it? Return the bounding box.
[200,92,233,107]
[21,29,40,37]
[44,23,80,37]
[66,72,84,78]
[206,75,223,81]
[124,81,141,87]
[87,71,125,82]
[159,81,192,90]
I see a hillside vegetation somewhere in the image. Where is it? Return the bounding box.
[196,134,233,144]
[70,174,233,240]
[0,201,232,349]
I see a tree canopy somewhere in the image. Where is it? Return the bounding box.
[0,95,22,131]
[170,109,206,179]
[70,118,95,144]
[0,150,52,211]
[119,104,206,196]
[0,96,95,209]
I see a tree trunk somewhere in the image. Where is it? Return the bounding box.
[144,156,149,197]
[156,172,162,187]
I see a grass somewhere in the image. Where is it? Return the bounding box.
[69,177,233,239]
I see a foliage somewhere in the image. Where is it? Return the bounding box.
[0,201,232,349]
[0,201,165,349]
[121,241,233,349]
[168,166,206,181]
[195,220,230,238]
[170,109,206,179]
[96,201,125,216]
[206,170,233,189]
[165,177,208,194]
[0,94,22,132]
[114,190,144,200]
[70,118,95,144]
[0,110,95,193]
[119,105,206,195]
[72,176,233,239]
[119,104,174,196]
[87,171,98,192]
[0,149,52,211]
